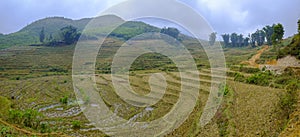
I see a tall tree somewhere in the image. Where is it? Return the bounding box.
[263,25,274,45]
[221,34,230,47]
[230,33,238,47]
[298,19,300,35]
[60,25,80,45]
[209,32,217,46]
[257,30,266,46]
[39,27,45,43]
[271,23,284,44]
[237,34,244,47]
[250,33,257,47]
[244,37,250,46]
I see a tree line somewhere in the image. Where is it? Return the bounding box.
[209,23,285,47]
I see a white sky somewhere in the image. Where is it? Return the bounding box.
[0,0,299,37]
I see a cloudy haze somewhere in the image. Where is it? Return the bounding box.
[0,0,299,37]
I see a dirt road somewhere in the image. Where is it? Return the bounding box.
[242,45,269,68]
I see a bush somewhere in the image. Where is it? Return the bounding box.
[49,66,68,73]
[279,80,299,119]
[246,71,273,86]
[0,125,12,136]
[72,120,81,129]
[239,67,260,74]
[234,72,245,82]
[60,96,68,104]
[8,109,43,129]
[218,84,231,96]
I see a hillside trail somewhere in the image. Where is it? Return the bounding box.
[242,45,269,68]
[0,118,71,137]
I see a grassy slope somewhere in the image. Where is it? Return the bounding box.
[0,38,291,136]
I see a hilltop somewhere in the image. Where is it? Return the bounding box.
[0,15,163,49]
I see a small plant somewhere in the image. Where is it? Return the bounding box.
[60,96,68,104]
[234,72,245,82]
[218,84,231,96]
[15,77,20,80]
[0,126,11,136]
[40,123,50,133]
[72,120,81,129]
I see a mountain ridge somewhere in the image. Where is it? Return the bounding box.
[0,15,163,49]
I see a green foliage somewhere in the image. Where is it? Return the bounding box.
[160,27,180,40]
[60,96,68,104]
[246,71,273,86]
[209,32,217,46]
[234,72,245,82]
[39,27,45,43]
[8,109,43,129]
[0,125,12,136]
[109,21,160,40]
[272,23,284,44]
[280,80,299,118]
[49,66,68,73]
[263,25,274,45]
[244,37,250,47]
[40,123,51,133]
[0,96,12,118]
[298,19,300,34]
[221,34,230,47]
[72,120,81,129]
[239,66,260,74]
[277,34,300,59]
[0,15,123,49]
[219,84,231,96]
[60,25,80,44]
[222,33,248,47]
[230,33,238,47]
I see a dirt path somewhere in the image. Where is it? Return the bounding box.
[242,45,269,68]
[0,118,71,137]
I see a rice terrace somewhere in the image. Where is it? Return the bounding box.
[0,0,300,136]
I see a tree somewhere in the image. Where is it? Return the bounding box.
[244,37,250,47]
[237,34,244,47]
[263,25,274,45]
[160,27,180,40]
[271,23,284,44]
[49,33,53,41]
[39,27,45,43]
[257,30,266,46]
[250,33,257,47]
[60,25,80,45]
[221,34,230,47]
[209,32,217,46]
[230,33,238,47]
[297,19,300,35]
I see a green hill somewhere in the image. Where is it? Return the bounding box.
[0,15,161,49]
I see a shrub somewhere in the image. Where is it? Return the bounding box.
[246,71,272,86]
[49,66,68,73]
[218,84,231,96]
[60,96,68,104]
[8,109,43,129]
[234,72,245,82]
[72,120,81,129]
[240,67,260,74]
[0,125,11,136]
